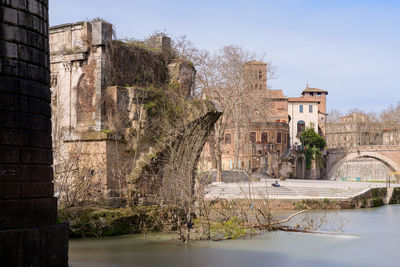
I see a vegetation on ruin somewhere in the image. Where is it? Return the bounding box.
[107,40,170,87]
[300,126,326,169]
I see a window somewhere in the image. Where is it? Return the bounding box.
[259,70,262,79]
[255,84,258,89]
[309,105,313,113]
[299,105,303,113]
[261,132,268,143]
[225,134,231,144]
[283,133,286,144]
[277,132,282,143]
[317,92,321,96]
[250,132,256,143]
[297,120,305,134]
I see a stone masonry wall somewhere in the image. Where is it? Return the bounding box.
[0,1,68,266]
[332,157,391,181]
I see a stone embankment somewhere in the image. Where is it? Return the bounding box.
[205,179,400,209]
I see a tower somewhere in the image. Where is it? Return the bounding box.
[301,85,328,137]
[243,60,267,90]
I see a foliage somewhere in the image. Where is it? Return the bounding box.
[301,126,326,150]
[58,205,186,238]
[212,217,247,239]
[107,40,170,87]
[301,126,326,169]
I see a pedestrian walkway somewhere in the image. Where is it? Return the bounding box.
[204,179,399,200]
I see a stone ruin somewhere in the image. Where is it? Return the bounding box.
[49,20,222,203]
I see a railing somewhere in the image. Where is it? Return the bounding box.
[327,145,400,153]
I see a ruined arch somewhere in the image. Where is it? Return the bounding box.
[328,152,400,181]
[294,154,306,179]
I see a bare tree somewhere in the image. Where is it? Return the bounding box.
[195,45,275,180]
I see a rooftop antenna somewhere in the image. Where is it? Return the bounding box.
[306,81,309,88]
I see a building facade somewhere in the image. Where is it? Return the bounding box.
[301,87,328,137]
[288,97,320,146]
[326,113,384,148]
[217,61,290,173]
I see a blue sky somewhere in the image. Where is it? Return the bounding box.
[50,0,400,114]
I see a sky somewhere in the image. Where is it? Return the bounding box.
[49,0,400,114]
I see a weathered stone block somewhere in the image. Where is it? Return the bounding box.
[26,29,47,51]
[0,182,20,198]
[0,129,28,146]
[0,40,17,58]
[91,20,112,46]
[0,92,19,111]
[0,164,31,182]
[16,10,30,27]
[30,165,53,181]
[28,97,43,114]
[20,79,50,101]
[0,197,57,229]
[17,60,27,77]
[20,148,52,165]
[21,181,54,198]
[0,23,25,43]
[0,6,17,25]
[0,110,19,128]
[20,113,51,131]
[30,131,52,148]
[0,223,69,267]
[27,0,40,17]
[0,147,19,163]
[0,76,19,93]
[0,58,17,75]
[1,0,27,10]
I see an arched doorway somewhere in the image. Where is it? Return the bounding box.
[295,155,306,179]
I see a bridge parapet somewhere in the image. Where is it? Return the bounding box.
[326,145,400,181]
[327,145,400,154]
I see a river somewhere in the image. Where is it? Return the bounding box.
[69,205,400,267]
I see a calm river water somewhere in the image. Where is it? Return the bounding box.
[70,205,400,267]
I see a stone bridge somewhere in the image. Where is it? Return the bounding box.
[326,145,400,181]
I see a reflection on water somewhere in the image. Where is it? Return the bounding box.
[70,205,400,267]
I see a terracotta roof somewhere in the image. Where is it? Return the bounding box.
[268,89,286,99]
[245,60,266,65]
[301,87,328,94]
[288,97,320,103]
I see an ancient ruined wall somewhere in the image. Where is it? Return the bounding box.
[50,21,212,202]
[0,1,68,265]
[50,20,112,134]
[168,60,196,97]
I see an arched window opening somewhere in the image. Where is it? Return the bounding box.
[297,121,305,135]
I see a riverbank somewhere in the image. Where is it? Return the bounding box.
[68,205,400,267]
[59,179,400,238]
[58,205,185,238]
[59,186,400,238]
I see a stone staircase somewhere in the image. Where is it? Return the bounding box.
[205,182,367,200]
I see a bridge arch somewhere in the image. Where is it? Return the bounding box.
[327,151,400,181]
